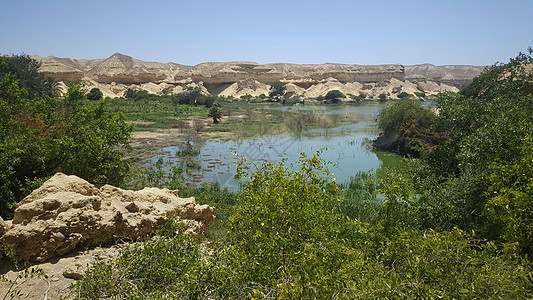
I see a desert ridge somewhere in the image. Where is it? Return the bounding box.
[31,53,484,99]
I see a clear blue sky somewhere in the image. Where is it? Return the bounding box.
[1,0,531,66]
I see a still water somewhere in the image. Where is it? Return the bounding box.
[148,102,401,190]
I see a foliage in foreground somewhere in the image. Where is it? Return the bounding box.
[74,153,533,299]
[485,135,533,254]
[74,221,206,299]
[426,50,533,254]
[375,48,533,256]
[0,55,133,218]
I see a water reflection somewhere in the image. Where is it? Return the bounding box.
[147,102,399,190]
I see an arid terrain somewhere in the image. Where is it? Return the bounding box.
[32,53,484,99]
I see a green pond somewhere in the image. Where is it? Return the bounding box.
[148,101,402,190]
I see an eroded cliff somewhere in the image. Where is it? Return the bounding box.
[32,53,483,99]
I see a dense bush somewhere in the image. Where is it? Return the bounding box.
[86,87,103,100]
[324,89,345,100]
[175,87,203,105]
[0,55,132,218]
[123,88,137,99]
[221,153,345,292]
[6,50,533,298]
[73,219,206,299]
[75,153,533,299]
[376,100,439,156]
[269,81,286,99]
[460,47,533,100]
[208,106,221,124]
[386,49,533,255]
[0,54,56,98]
[397,91,410,99]
[344,227,533,299]
[485,135,533,255]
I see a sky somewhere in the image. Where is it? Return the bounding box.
[1,0,532,66]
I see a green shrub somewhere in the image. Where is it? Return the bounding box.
[213,152,349,297]
[239,94,253,101]
[131,157,185,190]
[461,47,533,100]
[0,68,132,217]
[376,99,438,156]
[74,229,205,299]
[269,81,286,99]
[86,87,103,100]
[397,91,410,99]
[325,89,345,100]
[123,88,138,99]
[74,152,533,299]
[341,228,533,299]
[411,50,533,237]
[485,135,533,255]
[180,183,237,240]
[208,106,221,124]
[0,54,56,98]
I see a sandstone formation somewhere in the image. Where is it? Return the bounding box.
[218,78,271,97]
[0,173,215,262]
[32,53,484,99]
[405,64,485,89]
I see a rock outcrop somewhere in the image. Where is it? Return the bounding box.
[31,53,484,99]
[405,64,485,88]
[219,78,271,97]
[0,173,215,262]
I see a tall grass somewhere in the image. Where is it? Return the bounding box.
[339,171,383,224]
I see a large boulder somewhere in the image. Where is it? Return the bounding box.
[0,173,215,262]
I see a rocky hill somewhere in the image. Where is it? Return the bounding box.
[32,53,484,99]
[405,64,486,89]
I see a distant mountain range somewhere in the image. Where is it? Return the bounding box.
[31,53,485,99]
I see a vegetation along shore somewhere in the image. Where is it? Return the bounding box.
[1,49,532,298]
